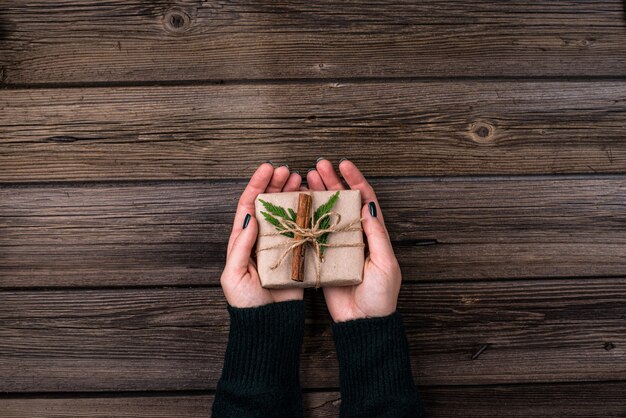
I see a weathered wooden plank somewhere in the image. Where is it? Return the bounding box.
[1,1,626,84]
[1,177,625,287]
[0,394,216,418]
[421,383,626,417]
[0,282,624,391]
[0,393,339,417]
[2,81,626,181]
[2,383,626,418]
[0,393,338,417]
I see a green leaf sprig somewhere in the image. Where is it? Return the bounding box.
[258,198,297,238]
[312,191,339,255]
[258,191,340,256]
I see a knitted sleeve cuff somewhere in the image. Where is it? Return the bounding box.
[219,299,305,388]
[331,311,417,403]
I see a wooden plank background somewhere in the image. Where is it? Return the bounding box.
[2,1,626,83]
[2,82,626,181]
[1,0,625,416]
[2,177,626,287]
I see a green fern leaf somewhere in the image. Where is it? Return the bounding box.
[258,198,291,221]
[260,211,294,238]
[313,191,340,225]
[313,191,340,256]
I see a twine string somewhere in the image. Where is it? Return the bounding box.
[255,211,365,288]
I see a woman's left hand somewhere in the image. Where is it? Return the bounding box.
[220,162,305,308]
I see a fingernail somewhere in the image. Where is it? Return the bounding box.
[316,157,326,163]
[279,163,289,170]
[292,169,300,175]
[368,201,377,217]
[339,157,349,164]
[307,168,316,173]
[265,160,274,166]
[242,213,251,228]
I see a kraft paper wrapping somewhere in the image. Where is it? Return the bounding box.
[254,190,365,289]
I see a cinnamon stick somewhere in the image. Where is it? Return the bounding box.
[291,192,312,282]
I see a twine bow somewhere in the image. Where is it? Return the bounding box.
[256,211,365,288]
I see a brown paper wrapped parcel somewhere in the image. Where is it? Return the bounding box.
[254,190,365,289]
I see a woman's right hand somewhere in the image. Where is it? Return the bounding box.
[307,159,402,323]
[220,162,304,308]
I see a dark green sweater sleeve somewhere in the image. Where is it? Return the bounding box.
[332,311,426,418]
[211,300,305,418]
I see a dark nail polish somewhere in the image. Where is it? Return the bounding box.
[280,163,289,170]
[265,160,274,166]
[242,213,251,229]
[292,169,300,175]
[307,168,316,173]
[368,201,377,217]
[316,157,326,163]
[339,157,348,164]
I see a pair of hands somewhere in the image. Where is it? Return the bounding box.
[220,159,401,322]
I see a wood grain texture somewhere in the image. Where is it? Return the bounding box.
[0,282,624,391]
[1,1,626,84]
[2,81,626,181]
[0,393,339,417]
[0,394,217,418]
[421,383,626,417]
[2,383,626,417]
[2,0,624,413]
[2,177,625,287]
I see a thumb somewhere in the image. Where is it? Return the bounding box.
[361,201,395,264]
[225,213,258,276]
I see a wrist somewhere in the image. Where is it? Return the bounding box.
[219,299,305,387]
[331,301,398,323]
[331,310,416,403]
[333,308,397,323]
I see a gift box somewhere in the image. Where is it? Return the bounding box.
[254,190,365,289]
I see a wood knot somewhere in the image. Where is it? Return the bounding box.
[604,342,616,351]
[163,8,191,34]
[469,121,495,144]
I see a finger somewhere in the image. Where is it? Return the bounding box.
[339,159,387,232]
[316,158,345,190]
[228,163,274,254]
[266,165,291,193]
[306,169,326,191]
[224,214,258,277]
[282,171,302,192]
[360,202,395,265]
